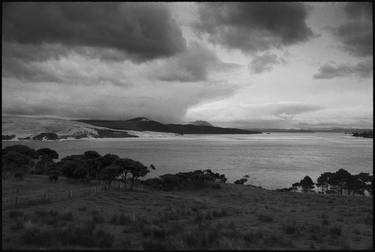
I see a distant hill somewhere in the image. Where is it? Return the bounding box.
[77,117,262,135]
[2,116,138,140]
[189,120,213,127]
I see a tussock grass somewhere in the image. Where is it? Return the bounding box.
[22,220,114,248]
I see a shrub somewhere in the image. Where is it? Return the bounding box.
[95,230,115,248]
[212,184,221,189]
[110,213,132,225]
[23,227,57,246]
[282,222,298,234]
[10,220,24,231]
[78,207,87,212]
[59,222,98,247]
[322,219,329,225]
[8,210,24,219]
[142,239,167,250]
[330,226,342,237]
[257,214,273,223]
[92,215,105,224]
[194,211,204,222]
[142,224,167,239]
[243,230,263,245]
[212,208,229,218]
[61,212,73,221]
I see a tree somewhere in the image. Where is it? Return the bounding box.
[84,151,100,159]
[299,176,314,192]
[316,172,333,193]
[37,148,59,160]
[332,169,352,195]
[34,158,55,174]
[2,151,35,179]
[3,145,38,159]
[112,158,150,189]
[234,175,249,185]
[47,163,60,183]
[93,154,119,180]
[99,164,122,189]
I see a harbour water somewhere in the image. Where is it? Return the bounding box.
[2,132,373,189]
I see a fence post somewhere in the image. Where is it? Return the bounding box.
[70,190,73,198]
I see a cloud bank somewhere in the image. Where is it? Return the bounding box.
[3,2,186,62]
[314,59,372,79]
[195,2,314,53]
[331,2,372,57]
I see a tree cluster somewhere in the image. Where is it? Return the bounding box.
[292,169,373,196]
[143,169,227,190]
[2,145,151,189]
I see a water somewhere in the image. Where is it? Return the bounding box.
[2,133,373,189]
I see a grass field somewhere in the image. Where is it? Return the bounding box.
[2,175,373,249]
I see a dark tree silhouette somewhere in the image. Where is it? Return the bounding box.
[47,163,60,183]
[316,172,333,193]
[2,151,35,179]
[99,164,122,189]
[37,148,59,160]
[300,176,314,192]
[332,169,352,195]
[84,150,101,159]
[234,175,249,185]
[3,145,38,159]
[34,159,55,174]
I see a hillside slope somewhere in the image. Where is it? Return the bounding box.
[78,117,262,134]
[2,116,137,140]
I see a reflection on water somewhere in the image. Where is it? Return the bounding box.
[2,133,373,189]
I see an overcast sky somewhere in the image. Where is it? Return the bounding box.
[2,2,373,129]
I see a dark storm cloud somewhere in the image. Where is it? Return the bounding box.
[332,2,372,57]
[344,2,372,20]
[156,42,239,82]
[3,2,186,62]
[195,2,314,53]
[314,59,372,79]
[249,53,286,74]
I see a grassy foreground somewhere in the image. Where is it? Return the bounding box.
[2,175,373,250]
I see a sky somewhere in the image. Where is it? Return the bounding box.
[2,2,373,129]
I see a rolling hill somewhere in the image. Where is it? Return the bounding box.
[77,117,262,135]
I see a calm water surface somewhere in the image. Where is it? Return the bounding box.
[2,133,373,189]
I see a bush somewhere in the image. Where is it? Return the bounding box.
[95,230,115,248]
[330,226,342,237]
[243,230,263,245]
[282,221,298,234]
[92,215,105,224]
[194,211,204,222]
[212,208,229,218]
[211,183,221,189]
[23,227,57,246]
[142,239,167,250]
[8,210,24,219]
[142,224,167,239]
[10,220,24,231]
[61,212,73,221]
[110,213,132,225]
[257,214,273,223]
